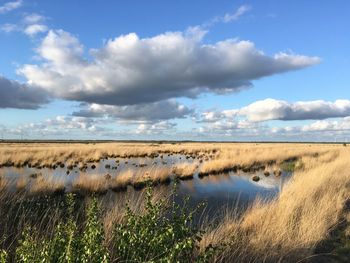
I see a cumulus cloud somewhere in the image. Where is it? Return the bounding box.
[196,118,264,138]
[73,100,193,122]
[0,76,49,109]
[301,117,350,132]
[0,0,22,14]
[18,29,320,106]
[195,98,350,140]
[197,109,238,123]
[270,117,350,141]
[136,121,177,135]
[239,98,350,122]
[11,116,108,138]
[197,99,350,123]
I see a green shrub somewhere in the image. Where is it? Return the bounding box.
[45,194,81,263]
[16,194,108,263]
[80,198,109,263]
[13,187,215,262]
[113,186,212,262]
[0,249,7,263]
[16,226,50,263]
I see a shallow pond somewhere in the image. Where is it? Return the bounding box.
[0,154,291,213]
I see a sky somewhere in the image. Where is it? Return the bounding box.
[0,0,349,141]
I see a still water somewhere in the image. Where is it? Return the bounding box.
[0,154,291,212]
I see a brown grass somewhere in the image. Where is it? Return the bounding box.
[110,169,134,191]
[29,175,65,195]
[199,147,350,262]
[71,173,109,194]
[172,162,198,179]
[0,142,217,167]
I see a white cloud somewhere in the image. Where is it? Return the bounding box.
[24,24,48,36]
[194,99,350,140]
[202,5,252,28]
[23,13,46,24]
[239,99,350,122]
[269,117,350,141]
[196,118,264,138]
[198,109,238,123]
[11,116,108,138]
[136,121,177,135]
[1,12,48,36]
[0,0,22,14]
[18,29,320,106]
[301,117,350,132]
[0,75,49,109]
[45,116,100,131]
[197,99,350,123]
[73,100,193,122]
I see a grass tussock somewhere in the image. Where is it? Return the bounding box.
[71,174,109,195]
[110,169,134,191]
[29,175,65,195]
[172,163,198,180]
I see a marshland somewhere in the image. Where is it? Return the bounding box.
[0,142,349,262]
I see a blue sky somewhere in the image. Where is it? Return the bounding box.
[0,0,349,141]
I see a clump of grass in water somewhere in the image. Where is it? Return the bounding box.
[280,159,304,173]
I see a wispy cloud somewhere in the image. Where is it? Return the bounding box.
[200,4,252,29]
[0,23,19,32]
[23,13,46,24]
[221,5,252,23]
[1,12,48,36]
[24,24,48,36]
[0,0,22,14]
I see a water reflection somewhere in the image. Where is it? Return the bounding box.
[177,170,291,214]
[0,154,291,212]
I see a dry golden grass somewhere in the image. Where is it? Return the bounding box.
[199,143,335,175]
[29,175,65,195]
[16,176,28,192]
[0,142,217,167]
[199,146,350,262]
[0,175,10,193]
[1,142,340,176]
[71,173,109,194]
[110,169,134,190]
[142,166,172,184]
[172,162,198,179]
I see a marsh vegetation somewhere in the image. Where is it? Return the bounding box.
[0,142,349,262]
